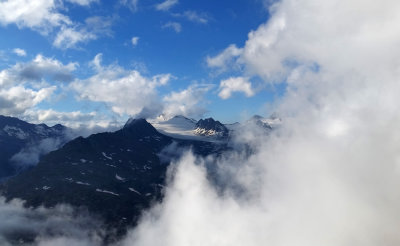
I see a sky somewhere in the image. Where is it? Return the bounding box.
[0,0,283,128]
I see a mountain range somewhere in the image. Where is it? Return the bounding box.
[0,114,279,243]
[0,115,71,181]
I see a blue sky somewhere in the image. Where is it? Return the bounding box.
[0,0,283,127]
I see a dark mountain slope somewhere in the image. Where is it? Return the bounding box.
[0,115,68,180]
[0,118,230,240]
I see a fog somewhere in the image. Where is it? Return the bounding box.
[0,198,104,246]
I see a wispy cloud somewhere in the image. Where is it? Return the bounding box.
[155,0,179,11]
[162,21,182,33]
[12,48,26,57]
[120,0,140,12]
[53,16,113,49]
[178,11,210,24]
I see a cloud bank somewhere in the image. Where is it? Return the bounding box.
[122,0,400,245]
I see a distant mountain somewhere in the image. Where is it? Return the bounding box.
[0,115,69,180]
[194,118,229,138]
[152,115,229,141]
[246,114,282,130]
[0,118,230,240]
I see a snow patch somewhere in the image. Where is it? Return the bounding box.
[102,152,112,160]
[96,189,119,196]
[115,174,126,181]
[128,187,141,195]
[151,116,222,142]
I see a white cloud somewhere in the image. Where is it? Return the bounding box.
[53,26,96,49]
[162,84,212,119]
[70,54,172,117]
[12,48,26,57]
[206,44,243,72]
[131,36,140,47]
[155,0,178,11]
[24,109,96,126]
[65,0,99,6]
[0,55,76,116]
[162,21,182,33]
[7,54,77,84]
[217,0,400,85]
[90,53,103,71]
[22,109,120,135]
[53,16,113,49]
[0,85,56,115]
[0,0,71,32]
[218,77,254,99]
[0,1,112,49]
[0,54,77,88]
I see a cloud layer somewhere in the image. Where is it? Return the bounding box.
[122,0,400,245]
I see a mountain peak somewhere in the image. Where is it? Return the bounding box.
[123,118,147,128]
[250,115,264,121]
[122,118,160,137]
[195,118,229,138]
[169,115,197,123]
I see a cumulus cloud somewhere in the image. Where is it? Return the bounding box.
[218,77,254,99]
[0,0,71,33]
[131,36,139,47]
[162,21,181,33]
[162,84,212,119]
[206,44,243,73]
[155,0,178,11]
[0,86,56,116]
[119,0,400,245]
[0,55,76,117]
[0,54,77,87]
[12,48,26,57]
[15,54,77,83]
[70,53,171,117]
[0,0,111,49]
[71,54,211,121]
